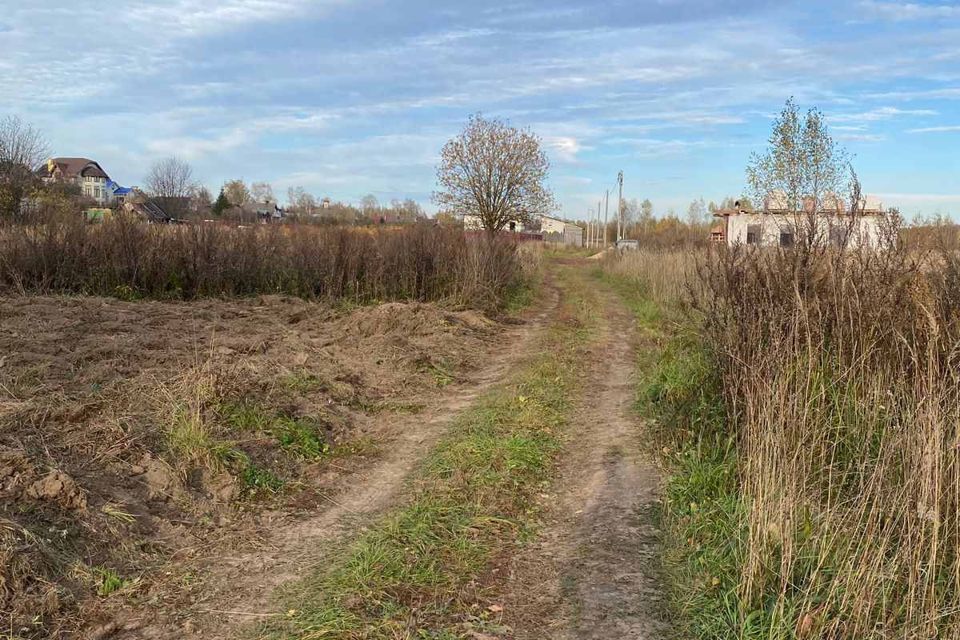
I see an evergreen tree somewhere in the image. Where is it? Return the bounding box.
[212,188,230,217]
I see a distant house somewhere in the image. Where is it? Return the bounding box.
[253,200,284,222]
[38,158,113,205]
[106,180,135,205]
[540,214,583,247]
[123,200,177,224]
[463,214,527,233]
[710,224,726,243]
[713,193,888,249]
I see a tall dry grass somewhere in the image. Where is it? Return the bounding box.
[0,215,523,311]
[602,248,700,308]
[604,237,960,637]
[696,241,960,637]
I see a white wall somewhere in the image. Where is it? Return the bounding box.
[541,216,566,234]
[463,214,526,232]
[725,214,885,249]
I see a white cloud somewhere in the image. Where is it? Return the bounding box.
[830,106,938,122]
[866,87,960,100]
[907,125,960,133]
[859,1,960,21]
[126,0,346,37]
[145,129,250,160]
[544,136,584,163]
[836,133,886,142]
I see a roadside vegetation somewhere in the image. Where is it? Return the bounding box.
[604,235,960,639]
[264,263,597,639]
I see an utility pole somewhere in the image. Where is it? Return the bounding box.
[617,171,624,242]
[604,189,609,247]
[597,201,602,248]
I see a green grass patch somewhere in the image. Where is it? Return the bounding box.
[241,464,286,495]
[93,566,135,597]
[264,263,597,638]
[502,278,537,314]
[280,371,327,393]
[220,401,329,459]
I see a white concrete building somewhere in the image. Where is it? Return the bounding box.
[713,196,889,250]
[540,215,567,235]
[462,214,526,232]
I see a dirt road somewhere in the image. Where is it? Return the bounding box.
[502,271,670,639]
[99,262,669,639]
[183,263,670,639]
[120,283,562,639]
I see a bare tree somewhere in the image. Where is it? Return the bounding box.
[223,179,251,208]
[360,194,379,215]
[251,181,274,203]
[145,157,196,218]
[0,115,48,220]
[686,197,707,225]
[287,186,316,215]
[434,114,555,235]
[189,184,213,216]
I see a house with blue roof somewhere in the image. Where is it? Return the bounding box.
[106,180,134,205]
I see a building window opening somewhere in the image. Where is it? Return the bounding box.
[780,227,795,248]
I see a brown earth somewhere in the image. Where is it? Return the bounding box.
[496,275,671,639]
[2,262,671,640]
[0,292,546,639]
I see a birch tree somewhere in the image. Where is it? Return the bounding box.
[747,98,849,216]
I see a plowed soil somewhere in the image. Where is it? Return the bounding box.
[0,294,525,639]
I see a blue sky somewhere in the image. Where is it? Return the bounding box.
[1,0,958,218]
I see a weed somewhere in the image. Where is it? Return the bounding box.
[94,567,134,597]
[280,371,325,393]
[274,416,329,459]
[606,239,960,638]
[0,218,529,312]
[419,361,455,388]
[220,401,329,459]
[241,465,285,495]
[100,503,136,525]
[330,436,380,459]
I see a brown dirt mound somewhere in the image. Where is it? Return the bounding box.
[0,294,500,638]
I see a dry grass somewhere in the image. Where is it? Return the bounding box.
[601,248,700,309]
[606,238,960,638]
[0,215,524,311]
[696,243,960,638]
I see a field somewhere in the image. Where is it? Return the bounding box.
[8,214,960,640]
[1,291,518,636]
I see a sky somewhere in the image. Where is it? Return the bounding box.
[1,0,959,219]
